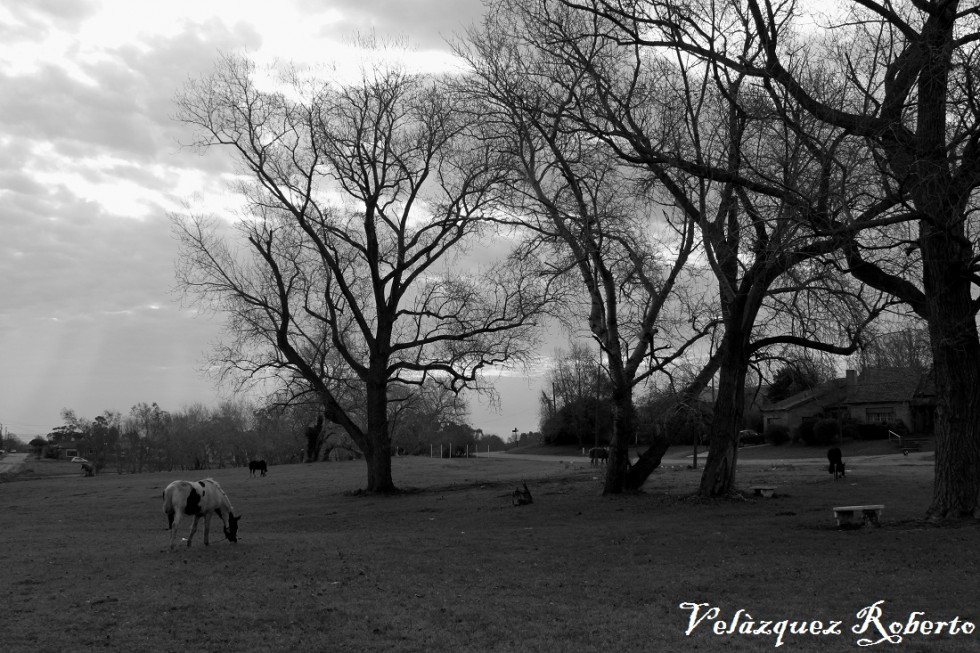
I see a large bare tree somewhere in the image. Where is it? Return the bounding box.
[480,0,896,496]
[564,0,980,518]
[461,10,716,492]
[174,53,548,493]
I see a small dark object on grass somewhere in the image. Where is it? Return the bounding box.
[512,481,533,506]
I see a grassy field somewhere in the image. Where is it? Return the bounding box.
[2,449,978,652]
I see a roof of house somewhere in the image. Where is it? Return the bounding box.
[845,367,925,404]
[766,378,848,412]
[763,367,934,413]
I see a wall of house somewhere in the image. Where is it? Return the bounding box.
[764,404,826,432]
[847,403,912,429]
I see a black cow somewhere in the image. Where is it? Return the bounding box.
[248,460,268,477]
[827,447,845,480]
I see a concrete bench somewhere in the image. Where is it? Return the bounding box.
[833,504,884,528]
[751,486,777,498]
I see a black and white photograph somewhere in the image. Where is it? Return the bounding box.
[2,1,979,651]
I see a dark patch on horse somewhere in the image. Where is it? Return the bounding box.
[185,487,202,515]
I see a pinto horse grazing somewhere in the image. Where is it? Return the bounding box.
[827,447,846,480]
[162,478,240,551]
[248,460,267,477]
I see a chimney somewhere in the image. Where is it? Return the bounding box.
[846,369,857,386]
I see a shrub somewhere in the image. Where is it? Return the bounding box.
[765,425,790,446]
[813,419,841,446]
[853,422,889,440]
[796,420,816,445]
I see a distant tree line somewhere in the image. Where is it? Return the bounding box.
[33,382,510,473]
[34,401,317,473]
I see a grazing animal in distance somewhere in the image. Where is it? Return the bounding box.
[80,463,95,477]
[589,447,609,467]
[162,478,240,551]
[827,447,846,480]
[512,481,533,506]
[248,460,267,477]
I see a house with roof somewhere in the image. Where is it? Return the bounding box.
[761,368,935,435]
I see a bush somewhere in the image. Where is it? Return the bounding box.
[765,425,790,446]
[796,418,839,446]
[796,420,816,445]
[853,423,889,440]
[813,419,841,446]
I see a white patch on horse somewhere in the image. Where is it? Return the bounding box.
[162,478,241,551]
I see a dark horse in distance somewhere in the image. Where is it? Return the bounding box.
[827,447,845,480]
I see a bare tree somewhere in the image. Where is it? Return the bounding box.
[476,0,895,496]
[857,323,931,374]
[461,10,718,492]
[174,52,549,492]
[570,0,980,518]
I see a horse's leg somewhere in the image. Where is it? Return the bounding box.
[169,512,181,551]
[203,513,211,546]
[187,515,201,547]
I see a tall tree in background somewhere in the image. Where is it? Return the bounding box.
[126,402,169,474]
[174,52,549,493]
[463,9,710,492]
[858,325,931,374]
[765,352,837,405]
[577,0,980,518]
[538,343,610,449]
[489,0,893,496]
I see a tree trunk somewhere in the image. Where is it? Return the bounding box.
[363,381,397,494]
[624,438,670,490]
[920,222,980,519]
[698,334,748,497]
[304,415,324,462]
[363,439,395,493]
[603,386,635,495]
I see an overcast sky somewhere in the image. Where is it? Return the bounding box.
[0,0,551,440]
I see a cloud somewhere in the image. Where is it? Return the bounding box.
[0,0,506,437]
[305,0,485,52]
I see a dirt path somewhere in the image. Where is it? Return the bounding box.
[490,447,934,468]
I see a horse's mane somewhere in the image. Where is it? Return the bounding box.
[203,478,234,513]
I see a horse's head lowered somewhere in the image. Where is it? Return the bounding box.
[223,513,241,543]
